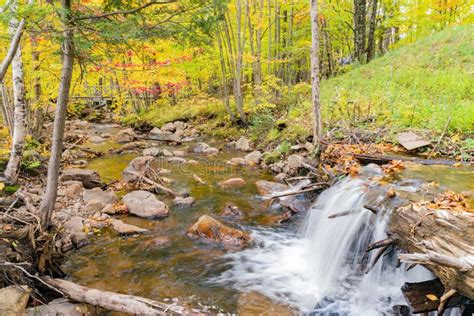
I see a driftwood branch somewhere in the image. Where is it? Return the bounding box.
[127,170,181,197]
[42,278,201,315]
[353,154,469,166]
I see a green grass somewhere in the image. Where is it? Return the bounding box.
[319,25,474,133]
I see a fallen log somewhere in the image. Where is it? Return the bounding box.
[42,277,205,315]
[388,204,474,314]
[127,170,181,197]
[353,154,469,166]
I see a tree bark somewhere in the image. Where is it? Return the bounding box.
[366,0,378,62]
[234,0,247,124]
[4,3,28,184]
[0,19,25,83]
[39,0,74,229]
[310,0,322,146]
[389,204,474,302]
[353,0,367,63]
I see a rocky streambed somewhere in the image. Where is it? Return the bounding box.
[11,120,472,315]
[46,120,311,314]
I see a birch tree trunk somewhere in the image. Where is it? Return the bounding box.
[217,25,235,121]
[310,0,322,146]
[4,3,28,184]
[40,0,74,229]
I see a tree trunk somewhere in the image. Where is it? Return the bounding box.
[389,205,474,305]
[353,0,367,63]
[234,0,247,124]
[0,19,25,82]
[366,0,378,62]
[39,0,74,229]
[310,0,322,146]
[216,26,234,121]
[4,4,28,184]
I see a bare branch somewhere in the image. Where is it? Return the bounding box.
[73,0,177,22]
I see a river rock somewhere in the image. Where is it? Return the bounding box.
[115,128,136,143]
[244,151,262,165]
[255,180,288,195]
[172,150,186,157]
[287,154,304,170]
[274,173,289,183]
[26,298,91,316]
[63,216,84,232]
[143,147,161,157]
[237,292,294,316]
[63,181,84,199]
[204,147,219,155]
[173,196,196,207]
[187,215,251,246]
[167,157,186,164]
[89,135,105,143]
[109,219,148,235]
[83,188,117,205]
[227,157,246,166]
[123,156,154,183]
[61,168,102,189]
[280,194,312,213]
[235,136,252,152]
[0,285,31,315]
[140,236,171,250]
[123,190,169,218]
[148,128,180,142]
[162,149,174,157]
[218,178,246,189]
[82,200,106,214]
[221,203,243,218]
[190,142,210,153]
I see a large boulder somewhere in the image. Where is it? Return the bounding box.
[148,127,180,142]
[83,188,117,205]
[123,156,154,183]
[115,128,136,143]
[122,190,169,218]
[218,178,246,189]
[244,151,262,165]
[235,136,252,152]
[187,215,251,246]
[255,180,288,195]
[0,285,31,315]
[60,168,101,189]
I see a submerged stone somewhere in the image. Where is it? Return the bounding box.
[255,180,288,195]
[187,215,251,246]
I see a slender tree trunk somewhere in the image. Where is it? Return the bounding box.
[0,84,13,132]
[234,0,247,124]
[217,25,234,121]
[40,0,74,229]
[366,0,378,62]
[353,0,367,63]
[310,0,322,146]
[322,19,334,77]
[4,4,28,184]
[254,0,263,103]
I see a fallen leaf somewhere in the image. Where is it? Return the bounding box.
[426,294,438,301]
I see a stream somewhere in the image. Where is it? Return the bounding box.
[62,123,473,315]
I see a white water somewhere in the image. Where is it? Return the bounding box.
[217,165,436,315]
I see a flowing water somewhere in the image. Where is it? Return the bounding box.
[63,125,473,314]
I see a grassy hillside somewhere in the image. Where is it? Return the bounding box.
[124,25,474,143]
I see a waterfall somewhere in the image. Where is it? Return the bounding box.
[216,165,436,315]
